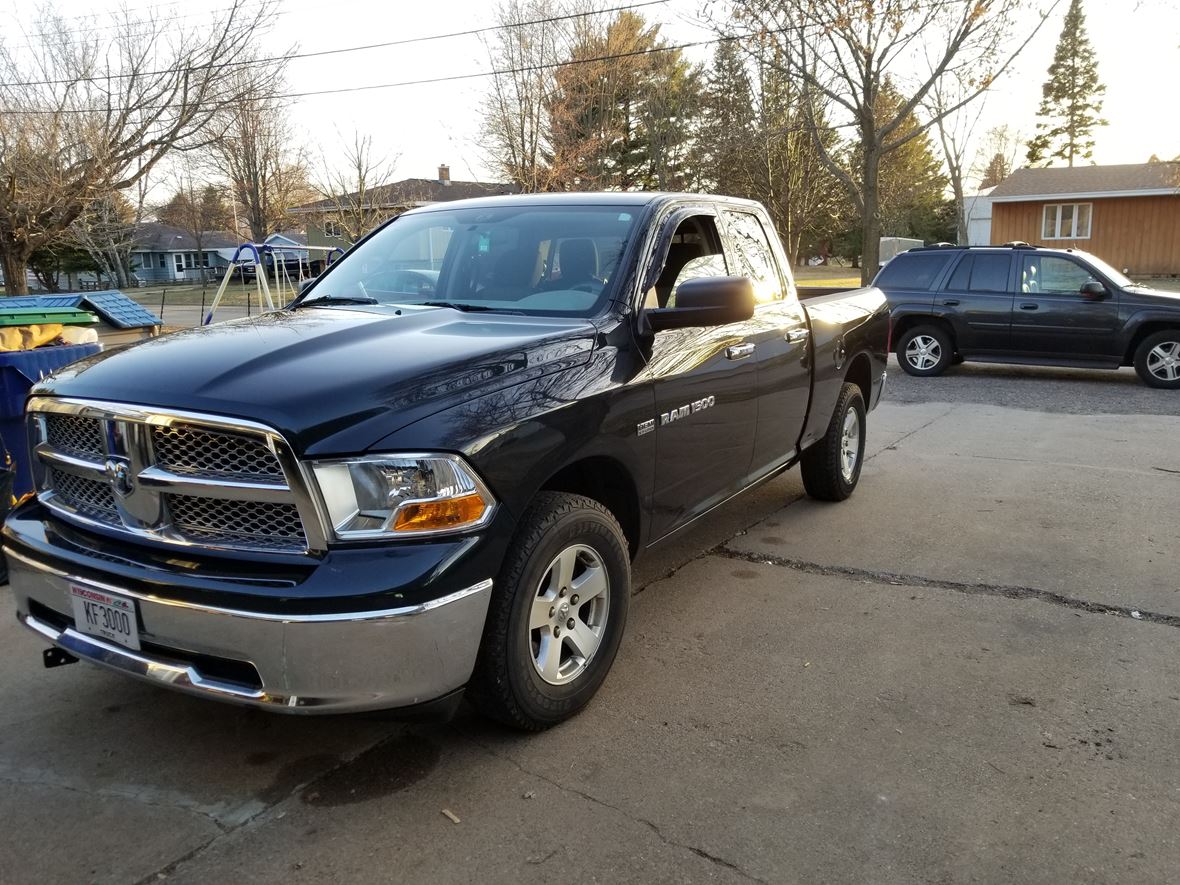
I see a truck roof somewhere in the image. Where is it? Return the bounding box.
[404,191,766,214]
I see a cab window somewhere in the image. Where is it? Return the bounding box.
[723,210,783,303]
[647,215,727,308]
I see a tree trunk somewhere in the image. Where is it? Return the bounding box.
[860,150,882,286]
[0,244,31,296]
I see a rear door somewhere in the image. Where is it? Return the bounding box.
[719,207,811,477]
[1010,253,1122,360]
[938,252,1015,353]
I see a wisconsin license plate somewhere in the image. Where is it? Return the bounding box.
[70,584,141,651]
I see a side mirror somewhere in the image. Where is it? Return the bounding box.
[646,277,756,332]
[1080,280,1108,301]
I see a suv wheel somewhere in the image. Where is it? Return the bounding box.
[468,492,630,730]
[800,383,866,501]
[897,325,953,377]
[1133,330,1180,389]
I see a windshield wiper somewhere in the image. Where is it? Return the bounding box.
[298,295,379,307]
[413,301,514,313]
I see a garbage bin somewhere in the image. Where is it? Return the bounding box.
[0,343,103,497]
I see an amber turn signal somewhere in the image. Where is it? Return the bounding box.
[392,493,488,532]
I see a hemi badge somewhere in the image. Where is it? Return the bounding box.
[637,419,655,437]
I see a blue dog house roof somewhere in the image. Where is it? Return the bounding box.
[1,291,161,330]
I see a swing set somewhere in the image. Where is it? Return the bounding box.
[203,242,345,325]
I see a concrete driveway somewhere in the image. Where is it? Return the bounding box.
[1,361,1178,885]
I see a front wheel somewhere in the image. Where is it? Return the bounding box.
[468,492,630,730]
[897,324,953,376]
[1133,330,1180,389]
[800,383,866,501]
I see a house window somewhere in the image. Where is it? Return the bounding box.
[158,254,166,269]
[324,220,342,238]
[1042,203,1092,240]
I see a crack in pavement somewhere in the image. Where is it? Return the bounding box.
[865,405,957,461]
[457,728,769,884]
[129,735,401,885]
[715,547,1180,628]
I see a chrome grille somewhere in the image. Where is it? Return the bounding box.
[151,424,284,479]
[29,398,323,554]
[45,414,104,459]
[167,494,306,549]
[48,466,119,522]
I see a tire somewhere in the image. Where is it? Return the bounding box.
[1133,330,1180,389]
[800,383,866,502]
[896,324,953,376]
[467,492,630,730]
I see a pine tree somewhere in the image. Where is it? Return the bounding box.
[1025,0,1106,167]
[979,152,1011,189]
[695,40,757,197]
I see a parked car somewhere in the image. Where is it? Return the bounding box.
[877,243,1180,388]
[4,192,889,730]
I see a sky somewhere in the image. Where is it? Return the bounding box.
[8,0,1180,191]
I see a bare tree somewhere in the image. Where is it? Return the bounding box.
[927,75,988,244]
[210,83,314,242]
[0,2,285,294]
[69,193,140,288]
[156,162,232,281]
[481,0,585,192]
[313,133,398,244]
[729,0,1060,282]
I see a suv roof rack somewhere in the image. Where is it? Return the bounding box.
[1001,241,1038,249]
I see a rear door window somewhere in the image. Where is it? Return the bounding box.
[722,210,784,303]
[874,252,952,290]
[947,254,1012,293]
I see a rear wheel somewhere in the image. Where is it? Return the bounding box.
[468,492,630,730]
[897,324,953,377]
[1133,330,1180,389]
[800,383,866,502]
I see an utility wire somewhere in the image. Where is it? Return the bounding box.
[2,0,670,88]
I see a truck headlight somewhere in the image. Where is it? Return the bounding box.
[309,454,494,539]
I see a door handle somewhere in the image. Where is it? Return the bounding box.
[785,328,810,344]
[1019,303,1039,311]
[941,299,960,306]
[725,342,756,360]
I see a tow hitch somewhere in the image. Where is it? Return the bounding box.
[43,647,77,668]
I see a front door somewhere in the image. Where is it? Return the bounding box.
[1010,253,1122,360]
[719,208,811,476]
[640,211,758,541]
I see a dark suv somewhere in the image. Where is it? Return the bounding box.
[876,244,1180,388]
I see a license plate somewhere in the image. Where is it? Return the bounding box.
[70,584,141,651]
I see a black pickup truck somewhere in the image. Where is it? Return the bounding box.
[4,193,888,730]
[880,244,1180,388]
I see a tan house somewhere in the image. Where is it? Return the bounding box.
[989,162,1180,276]
[291,165,518,251]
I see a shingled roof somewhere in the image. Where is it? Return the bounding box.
[291,177,518,213]
[132,222,240,251]
[990,163,1180,202]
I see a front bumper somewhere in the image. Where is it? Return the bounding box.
[8,548,492,713]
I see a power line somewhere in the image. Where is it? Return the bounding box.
[2,0,670,88]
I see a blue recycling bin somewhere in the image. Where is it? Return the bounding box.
[0,343,103,497]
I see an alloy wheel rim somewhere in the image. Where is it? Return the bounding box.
[840,407,860,482]
[528,544,610,685]
[1146,341,1180,382]
[905,335,942,371]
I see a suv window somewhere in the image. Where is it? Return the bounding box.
[874,252,952,290]
[723,210,783,303]
[1021,255,1095,294]
[947,254,1011,293]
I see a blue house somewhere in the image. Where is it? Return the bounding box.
[130,223,241,284]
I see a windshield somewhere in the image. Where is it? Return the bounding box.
[301,205,639,316]
[1078,252,1133,288]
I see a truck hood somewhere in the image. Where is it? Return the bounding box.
[37,306,598,455]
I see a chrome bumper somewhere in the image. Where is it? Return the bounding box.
[7,549,493,714]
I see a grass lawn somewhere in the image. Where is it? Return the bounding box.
[792,265,862,288]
